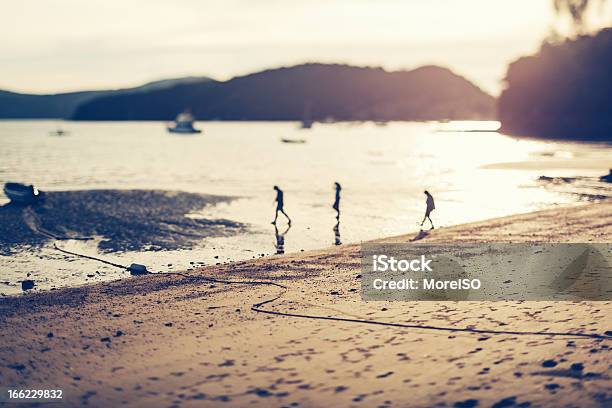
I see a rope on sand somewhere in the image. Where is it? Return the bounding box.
[24,206,127,270]
[252,297,612,340]
[171,273,612,341]
[23,206,611,341]
[23,206,93,241]
[52,242,127,270]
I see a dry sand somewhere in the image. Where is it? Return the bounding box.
[1,201,611,407]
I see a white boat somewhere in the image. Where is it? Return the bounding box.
[167,111,202,134]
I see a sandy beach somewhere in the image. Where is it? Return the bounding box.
[1,200,611,408]
[2,2,611,407]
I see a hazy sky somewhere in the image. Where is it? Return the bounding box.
[0,0,606,95]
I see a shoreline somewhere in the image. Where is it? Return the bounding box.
[2,199,608,299]
[1,200,611,407]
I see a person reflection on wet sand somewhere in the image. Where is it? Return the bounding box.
[333,182,341,220]
[274,223,291,255]
[333,220,342,245]
[332,183,342,244]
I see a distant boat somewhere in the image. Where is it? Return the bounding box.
[600,169,612,183]
[50,128,68,136]
[167,111,202,134]
[281,138,306,144]
[3,183,44,205]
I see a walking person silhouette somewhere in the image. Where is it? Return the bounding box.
[420,190,435,230]
[333,182,341,220]
[272,185,291,225]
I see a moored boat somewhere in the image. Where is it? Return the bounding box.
[167,111,202,134]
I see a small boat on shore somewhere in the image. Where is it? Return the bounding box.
[3,183,44,205]
[600,169,612,183]
[167,111,202,134]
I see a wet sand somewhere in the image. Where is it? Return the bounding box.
[0,189,244,255]
[0,189,246,295]
[0,201,611,407]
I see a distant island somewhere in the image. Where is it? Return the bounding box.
[0,77,212,119]
[499,28,612,141]
[0,64,496,122]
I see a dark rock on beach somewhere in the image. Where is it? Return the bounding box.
[8,363,26,371]
[454,399,479,408]
[21,280,35,291]
[570,363,584,372]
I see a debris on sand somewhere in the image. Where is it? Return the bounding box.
[128,264,149,276]
[21,280,35,291]
[8,363,26,371]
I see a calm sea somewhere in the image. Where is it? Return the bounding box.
[1,120,610,295]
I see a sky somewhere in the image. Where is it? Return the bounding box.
[0,0,609,96]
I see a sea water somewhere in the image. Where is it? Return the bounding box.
[0,120,610,295]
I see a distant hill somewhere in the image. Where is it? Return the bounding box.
[0,77,214,119]
[499,28,612,141]
[72,64,495,121]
